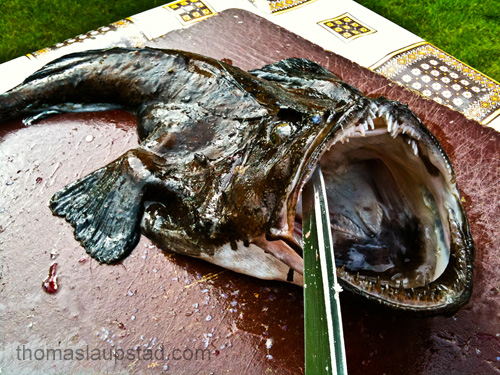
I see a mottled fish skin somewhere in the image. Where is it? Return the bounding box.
[0,48,473,314]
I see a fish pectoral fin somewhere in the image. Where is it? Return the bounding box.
[49,150,151,263]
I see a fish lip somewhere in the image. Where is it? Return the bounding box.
[278,97,474,314]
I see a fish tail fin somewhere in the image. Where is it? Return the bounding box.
[0,48,136,125]
[50,152,146,263]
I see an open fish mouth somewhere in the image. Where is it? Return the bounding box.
[283,97,473,314]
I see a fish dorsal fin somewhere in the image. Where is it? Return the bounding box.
[250,58,362,102]
[250,58,339,83]
[23,48,135,85]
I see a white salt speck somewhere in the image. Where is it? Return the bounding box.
[85,135,94,142]
[193,303,199,308]
[266,354,273,360]
[131,315,136,321]
[265,338,273,349]
[206,315,212,322]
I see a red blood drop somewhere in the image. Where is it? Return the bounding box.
[42,263,59,294]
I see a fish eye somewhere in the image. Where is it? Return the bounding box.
[271,122,293,144]
[312,114,322,125]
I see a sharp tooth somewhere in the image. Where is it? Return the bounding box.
[369,102,378,113]
[326,112,335,123]
[366,116,375,130]
[358,122,366,136]
[412,140,418,156]
[390,120,398,138]
[386,114,393,133]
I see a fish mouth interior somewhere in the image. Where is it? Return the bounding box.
[295,102,461,293]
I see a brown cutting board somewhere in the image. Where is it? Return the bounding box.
[1,9,499,375]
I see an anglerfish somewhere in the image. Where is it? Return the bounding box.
[0,48,474,314]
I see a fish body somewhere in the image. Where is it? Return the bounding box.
[0,48,474,314]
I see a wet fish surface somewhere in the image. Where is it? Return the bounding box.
[0,48,474,314]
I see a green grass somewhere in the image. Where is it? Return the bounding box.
[356,0,500,81]
[0,0,163,62]
[0,0,498,81]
